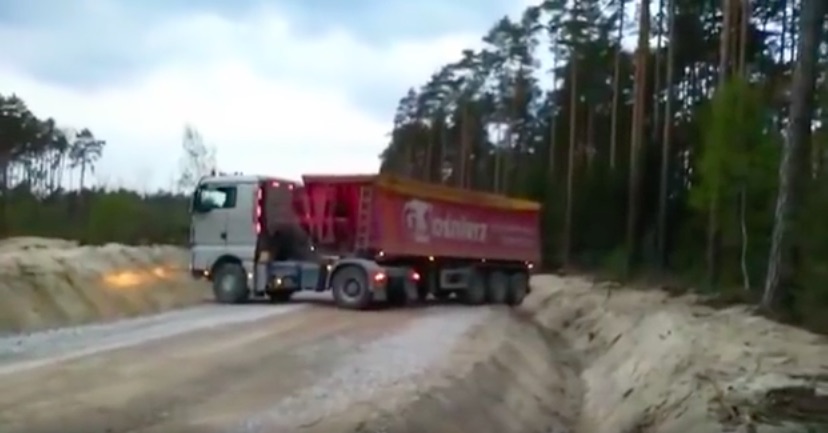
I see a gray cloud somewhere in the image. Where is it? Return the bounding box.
[275,0,514,42]
[0,0,518,115]
[0,1,166,88]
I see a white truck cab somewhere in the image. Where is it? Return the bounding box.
[189,173,298,302]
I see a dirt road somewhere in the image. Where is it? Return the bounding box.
[0,295,491,433]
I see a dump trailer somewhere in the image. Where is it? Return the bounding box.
[188,173,540,309]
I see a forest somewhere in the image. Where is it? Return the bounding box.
[378,0,828,330]
[0,95,193,245]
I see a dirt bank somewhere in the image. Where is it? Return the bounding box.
[344,275,828,433]
[0,237,207,334]
[529,275,828,433]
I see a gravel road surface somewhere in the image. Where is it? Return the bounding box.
[0,294,490,433]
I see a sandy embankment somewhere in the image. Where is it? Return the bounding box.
[529,276,828,433]
[348,275,828,433]
[0,237,208,334]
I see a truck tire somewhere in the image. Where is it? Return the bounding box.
[267,290,294,303]
[212,262,250,304]
[461,270,487,305]
[331,265,373,310]
[487,271,509,304]
[507,272,529,306]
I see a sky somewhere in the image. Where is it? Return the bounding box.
[0,0,536,191]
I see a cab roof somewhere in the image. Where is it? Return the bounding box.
[198,174,301,186]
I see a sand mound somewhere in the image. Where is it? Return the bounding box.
[0,237,208,334]
[0,237,79,252]
[526,275,828,433]
[341,275,828,433]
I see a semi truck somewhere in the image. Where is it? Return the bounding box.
[188,172,540,309]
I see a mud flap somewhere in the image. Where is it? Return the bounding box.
[254,262,268,296]
[377,277,416,306]
[373,285,389,302]
[405,279,418,300]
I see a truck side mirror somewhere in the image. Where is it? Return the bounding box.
[193,199,215,213]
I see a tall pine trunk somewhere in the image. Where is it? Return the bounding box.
[458,104,471,188]
[562,58,579,266]
[763,0,825,309]
[657,0,676,267]
[609,0,626,171]
[626,0,650,271]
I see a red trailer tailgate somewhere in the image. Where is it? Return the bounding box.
[372,178,541,263]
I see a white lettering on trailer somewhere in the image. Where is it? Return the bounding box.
[403,199,488,243]
[403,199,432,243]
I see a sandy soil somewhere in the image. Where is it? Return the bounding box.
[0,237,207,333]
[525,275,828,433]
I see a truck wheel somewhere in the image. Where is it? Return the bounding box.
[487,271,509,304]
[212,262,250,304]
[267,291,294,303]
[461,270,487,305]
[331,265,373,310]
[507,272,529,306]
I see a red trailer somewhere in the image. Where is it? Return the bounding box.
[287,174,540,309]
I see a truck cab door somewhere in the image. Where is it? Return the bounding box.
[190,183,237,273]
[221,182,257,262]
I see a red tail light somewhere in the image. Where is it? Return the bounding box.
[254,186,263,234]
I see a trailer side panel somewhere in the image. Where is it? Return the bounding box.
[371,186,540,263]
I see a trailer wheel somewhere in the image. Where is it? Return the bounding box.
[331,265,373,310]
[212,262,250,304]
[507,272,529,306]
[487,271,509,304]
[461,270,487,305]
[267,290,294,303]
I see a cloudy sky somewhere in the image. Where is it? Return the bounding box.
[0,0,534,191]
